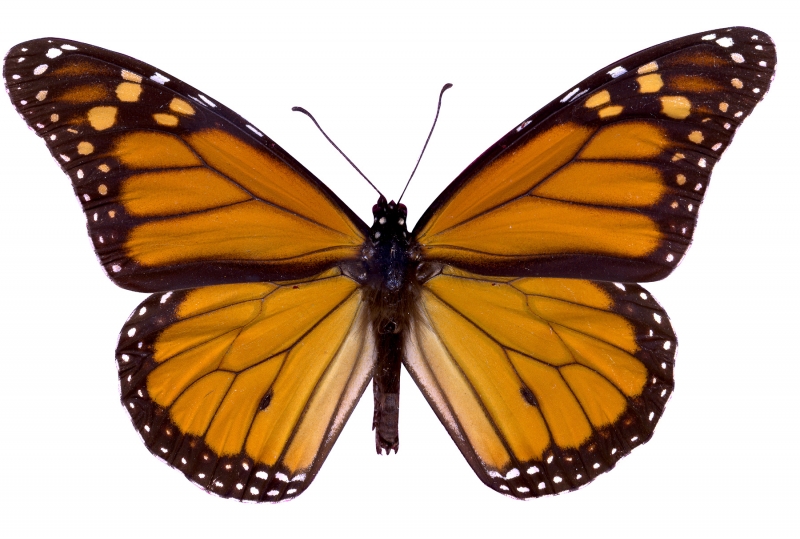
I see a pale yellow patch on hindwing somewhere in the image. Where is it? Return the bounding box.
[585,90,611,108]
[637,61,658,74]
[637,73,663,93]
[598,105,623,118]
[87,106,118,130]
[169,98,195,115]
[116,82,142,102]
[77,141,94,155]
[153,113,179,126]
[660,96,692,119]
[688,131,704,144]
[121,69,143,83]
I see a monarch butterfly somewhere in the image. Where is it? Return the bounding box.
[3,27,775,502]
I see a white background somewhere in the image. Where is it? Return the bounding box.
[1,1,796,537]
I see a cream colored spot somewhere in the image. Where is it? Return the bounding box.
[77,141,94,155]
[109,210,116,218]
[731,53,745,63]
[637,61,658,74]
[598,105,623,118]
[153,113,179,126]
[719,102,729,112]
[660,96,691,119]
[731,78,743,89]
[670,201,679,209]
[50,113,59,122]
[35,90,47,101]
[121,69,143,83]
[637,73,663,93]
[671,153,685,162]
[116,82,142,102]
[169,98,195,115]
[688,131,704,144]
[712,143,722,151]
[98,164,110,173]
[87,106,118,131]
[584,90,610,108]
[676,174,686,185]
[98,184,108,195]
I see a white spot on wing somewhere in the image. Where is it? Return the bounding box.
[607,66,627,78]
[716,37,734,48]
[61,44,78,50]
[198,94,217,107]
[46,48,62,58]
[150,72,170,84]
[701,34,716,40]
[246,124,264,137]
[560,87,580,103]
[33,64,48,75]
[608,66,628,79]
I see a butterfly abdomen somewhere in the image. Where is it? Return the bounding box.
[359,196,418,454]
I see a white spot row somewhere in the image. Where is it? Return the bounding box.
[150,72,170,84]
[607,66,627,78]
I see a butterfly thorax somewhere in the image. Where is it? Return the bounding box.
[359,196,416,454]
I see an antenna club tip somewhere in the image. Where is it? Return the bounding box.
[443,83,453,90]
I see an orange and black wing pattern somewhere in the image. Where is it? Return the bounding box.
[4,38,367,292]
[406,268,674,498]
[117,268,375,501]
[406,27,775,498]
[415,27,776,283]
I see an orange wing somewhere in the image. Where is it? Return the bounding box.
[414,27,776,283]
[117,268,375,501]
[405,267,674,497]
[4,39,367,292]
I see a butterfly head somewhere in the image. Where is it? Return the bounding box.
[370,195,408,243]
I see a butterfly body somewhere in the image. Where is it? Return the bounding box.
[359,196,416,453]
[4,27,775,501]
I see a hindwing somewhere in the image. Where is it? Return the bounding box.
[406,268,674,497]
[117,269,374,501]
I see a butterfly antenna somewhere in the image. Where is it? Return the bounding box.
[292,106,383,198]
[397,83,453,203]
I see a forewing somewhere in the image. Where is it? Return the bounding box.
[116,269,375,501]
[414,27,776,282]
[405,267,674,497]
[4,38,367,292]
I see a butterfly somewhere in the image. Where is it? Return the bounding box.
[3,27,775,502]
